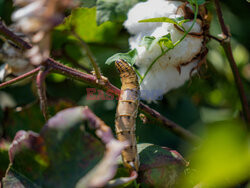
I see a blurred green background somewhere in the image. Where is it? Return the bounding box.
[0,0,249,187]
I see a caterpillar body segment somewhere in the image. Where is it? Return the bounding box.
[115,59,140,171]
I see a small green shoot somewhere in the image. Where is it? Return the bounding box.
[140,36,156,50]
[157,34,174,52]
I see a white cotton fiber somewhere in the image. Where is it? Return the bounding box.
[124,0,204,100]
[124,0,183,34]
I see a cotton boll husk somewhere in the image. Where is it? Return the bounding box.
[124,0,205,100]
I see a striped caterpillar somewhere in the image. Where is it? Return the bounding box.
[115,59,140,171]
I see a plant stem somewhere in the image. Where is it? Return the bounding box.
[207,34,223,43]
[214,0,250,125]
[47,59,200,144]
[72,31,102,81]
[139,2,199,85]
[0,67,40,89]
[0,20,32,50]
[139,103,200,144]
[0,20,200,144]
[36,67,50,120]
[134,68,143,80]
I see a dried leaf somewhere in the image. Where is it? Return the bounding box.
[76,140,126,188]
[0,139,10,179]
[8,130,43,163]
[2,169,40,188]
[12,0,77,65]
[3,106,126,188]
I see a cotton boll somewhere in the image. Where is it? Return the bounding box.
[124,0,207,100]
[132,23,203,68]
[129,30,154,49]
[155,25,203,67]
[139,60,198,100]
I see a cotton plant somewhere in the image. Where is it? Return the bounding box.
[106,0,209,101]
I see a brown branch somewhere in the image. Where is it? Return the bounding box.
[0,20,32,50]
[207,34,223,43]
[72,31,102,81]
[214,0,250,125]
[36,66,51,120]
[0,67,40,89]
[46,59,200,144]
[139,103,199,143]
[214,0,230,38]
[0,20,200,144]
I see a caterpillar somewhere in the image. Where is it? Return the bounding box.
[115,59,140,171]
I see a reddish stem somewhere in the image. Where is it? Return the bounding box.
[0,67,40,89]
[46,59,200,143]
[36,67,51,120]
[0,20,32,50]
[214,0,250,125]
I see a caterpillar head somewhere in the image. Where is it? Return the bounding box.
[115,59,133,74]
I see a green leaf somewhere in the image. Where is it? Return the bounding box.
[116,143,187,187]
[139,34,174,52]
[4,107,126,188]
[80,0,97,7]
[3,104,44,139]
[140,36,156,50]
[175,16,190,27]
[158,34,174,51]
[196,0,205,5]
[139,16,189,28]
[56,7,120,43]
[96,0,146,25]
[105,49,138,66]
[135,143,187,187]
[3,108,107,187]
[139,17,178,24]
[188,0,205,5]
